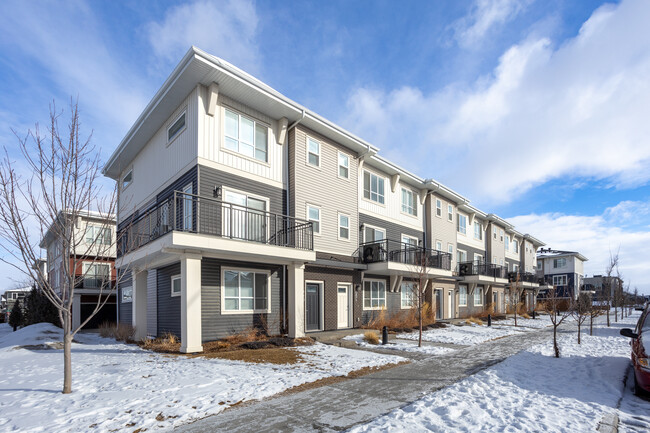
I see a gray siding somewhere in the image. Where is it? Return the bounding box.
[456,243,486,263]
[147,269,157,337]
[359,213,423,244]
[118,270,132,325]
[458,284,488,317]
[157,263,181,337]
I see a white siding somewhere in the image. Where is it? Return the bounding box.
[457,215,486,252]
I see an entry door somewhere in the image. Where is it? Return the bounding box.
[337,285,350,328]
[305,283,321,331]
[435,289,443,320]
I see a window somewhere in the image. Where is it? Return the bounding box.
[500,229,504,241]
[401,188,417,216]
[514,241,519,253]
[167,112,186,142]
[183,184,193,231]
[447,205,453,221]
[459,286,468,306]
[171,275,181,297]
[493,227,497,239]
[436,199,442,217]
[223,190,268,242]
[435,240,442,251]
[553,275,567,286]
[401,282,417,308]
[86,225,111,245]
[505,235,510,251]
[474,221,482,240]
[363,280,386,309]
[338,152,349,178]
[474,287,483,306]
[537,262,542,270]
[364,225,385,242]
[121,286,132,303]
[457,249,467,263]
[363,171,385,204]
[553,258,567,268]
[493,256,497,264]
[224,108,268,162]
[513,264,519,272]
[500,258,504,266]
[448,244,453,256]
[83,262,110,288]
[307,205,321,235]
[457,214,467,234]
[306,137,321,167]
[338,213,349,240]
[475,254,483,265]
[122,170,132,190]
[223,269,269,312]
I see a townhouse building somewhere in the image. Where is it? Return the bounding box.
[103,47,546,352]
[536,248,588,299]
[40,210,117,329]
[583,275,624,300]
[2,287,31,320]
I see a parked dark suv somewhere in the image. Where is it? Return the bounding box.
[621,306,650,395]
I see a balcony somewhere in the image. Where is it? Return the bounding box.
[118,191,314,265]
[358,239,452,276]
[507,272,538,284]
[458,261,508,282]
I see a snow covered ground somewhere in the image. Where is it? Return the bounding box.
[0,323,404,432]
[342,333,455,356]
[350,312,650,433]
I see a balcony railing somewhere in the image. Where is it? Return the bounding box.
[358,239,452,271]
[118,191,314,256]
[458,261,507,279]
[507,272,538,284]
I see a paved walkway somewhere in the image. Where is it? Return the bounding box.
[176,326,554,432]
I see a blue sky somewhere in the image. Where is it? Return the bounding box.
[1,0,649,293]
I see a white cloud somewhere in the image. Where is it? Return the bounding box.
[146,0,260,74]
[453,0,531,48]
[508,201,650,294]
[341,0,650,206]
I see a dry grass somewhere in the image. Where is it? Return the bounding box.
[141,333,181,353]
[363,331,379,345]
[98,322,135,342]
[202,348,302,364]
[521,312,531,319]
[221,327,262,346]
[364,303,436,331]
[466,317,483,325]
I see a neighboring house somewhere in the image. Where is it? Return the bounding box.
[3,287,31,320]
[536,248,588,299]
[102,47,547,353]
[583,275,624,300]
[39,210,117,329]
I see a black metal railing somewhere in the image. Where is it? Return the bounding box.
[118,191,313,256]
[458,261,508,279]
[507,272,538,283]
[358,239,452,271]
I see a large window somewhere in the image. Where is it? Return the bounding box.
[474,286,483,306]
[307,205,321,235]
[171,275,181,297]
[553,275,567,286]
[365,225,385,243]
[121,286,132,303]
[338,152,349,178]
[401,188,417,216]
[553,258,567,268]
[363,280,386,309]
[82,262,110,288]
[223,269,269,312]
[224,108,268,162]
[459,286,467,306]
[401,282,417,308]
[223,190,267,242]
[338,213,349,240]
[363,171,385,204]
[457,249,467,263]
[167,111,186,142]
[457,214,467,234]
[86,225,111,245]
[307,137,320,167]
[474,221,482,240]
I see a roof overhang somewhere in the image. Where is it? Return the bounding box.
[523,234,545,247]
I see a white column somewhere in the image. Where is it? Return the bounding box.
[132,269,148,341]
[287,263,305,338]
[181,254,203,353]
[72,294,81,330]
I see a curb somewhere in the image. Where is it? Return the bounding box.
[597,413,619,433]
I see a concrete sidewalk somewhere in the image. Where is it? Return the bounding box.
[176,327,553,432]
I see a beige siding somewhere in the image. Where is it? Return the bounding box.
[487,222,506,265]
[118,88,199,220]
[521,240,537,272]
[426,192,457,267]
[291,126,358,256]
[505,233,520,262]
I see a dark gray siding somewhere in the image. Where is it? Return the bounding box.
[359,213,423,243]
[117,270,132,325]
[147,269,157,337]
[458,284,488,317]
[157,263,181,337]
[200,258,283,341]
[456,243,486,263]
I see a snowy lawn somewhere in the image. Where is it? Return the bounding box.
[350,312,649,432]
[342,333,455,356]
[0,323,404,432]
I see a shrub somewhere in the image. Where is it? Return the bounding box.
[23,287,59,327]
[363,331,379,345]
[466,316,483,326]
[98,322,135,341]
[521,313,531,319]
[9,299,24,331]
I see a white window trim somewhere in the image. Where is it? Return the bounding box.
[171,274,181,297]
[222,106,271,165]
[400,187,418,217]
[221,187,271,240]
[306,204,321,236]
[474,221,483,240]
[474,287,483,306]
[121,286,132,303]
[220,267,272,315]
[435,199,442,218]
[363,279,387,311]
[448,243,454,255]
[337,212,350,241]
[121,169,133,191]
[447,204,453,222]
[505,235,510,251]
[362,169,386,206]
[167,109,187,145]
[459,285,468,307]
[305,280,325,331]
[500,229,504,242]
[306,136,321,168]
[457,248,467,263]
[401,234,419,245]
[363,223,386,243]
[553,275,567,286]
[337,151,350,180]
[400,281,417,309]
[435,240,443,251]
[457,213,467,235]
[475,254,483,264]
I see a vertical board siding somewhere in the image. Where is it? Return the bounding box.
[157,262,181,338]
[359,213,423,244]
[147,269,157,337]
[291,126,359,256]
[118,270,132,325]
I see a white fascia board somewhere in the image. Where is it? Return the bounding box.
[523,234,545,247]
[427,179,468,205]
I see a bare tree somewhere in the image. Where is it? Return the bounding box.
[506,273,524,327]
[588,296,603,336]
[543,286,572,358]
[603,251,620,327]
[0,101,124,394]
[406,247,433,347]
[572,292,590,344]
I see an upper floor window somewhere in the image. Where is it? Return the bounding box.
[505,235,510,251]
[365,225,385,243]
[307,205,321,234]
[500,229,504,241]
[122,170,132,191]
[435,240,442,251]
[457,214,467,234]
[224,108,268,162]
[363,171,385,204]
[307,137,320,167]
[514,241,519,253]
[338,213,349,240]
[448,244,454,256]
[401,188,417,216]
[436,199,442,217]
[447,205,453,221]
[86,225,111,246]
[338,152,349,178]
[167,112,186,143]
[457,249,467,263]
[553,258,567,268]
[83,262,110,288]
[474,221,482,240]
[537,262,542,270]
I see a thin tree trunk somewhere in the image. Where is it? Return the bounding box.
[63,311,72,394]
[553,325,559,358]
[590,314,593,336]
[577,322,581,344]
[418,298,423,348]
[607,309,610,327]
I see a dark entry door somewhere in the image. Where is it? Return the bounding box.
[305,283,321,331]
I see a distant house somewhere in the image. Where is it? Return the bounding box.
[536,248,588,299]
[583,275,624,300]
[2,287,31,320]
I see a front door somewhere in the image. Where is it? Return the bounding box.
[337,285,350,328]
[435,289,443,320]
[305,283,321,331]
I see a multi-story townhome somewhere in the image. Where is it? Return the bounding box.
[536,248,588,299]
[103,48,545,351]
[40,210,117,329]
[2,287,31,320]
[583,275,623,300]
[515,234,545,309]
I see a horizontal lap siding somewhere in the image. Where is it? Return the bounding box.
[118,270,132,325]
[201,258,283,341]
[147,270,157,337]
[157,263,181,337]
[359,213,423,243]
[455,243,486,263]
